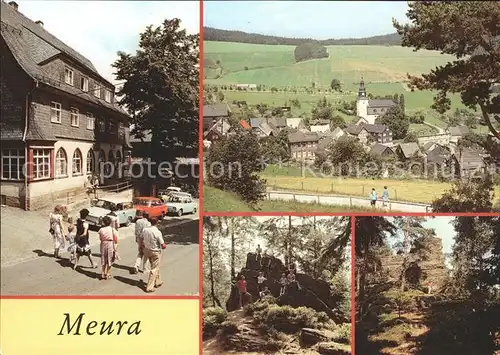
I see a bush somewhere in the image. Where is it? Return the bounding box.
[294,42,329,63]
[219,320,239,337]
[332,323,352,344]
[203,307,227,339]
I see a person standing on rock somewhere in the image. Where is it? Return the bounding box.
[49,205,66,258]
[257,271,267,295]
[236,275,247,308]
[256,244,262,262]
[279,272,288,296]
[288,259,297,275]
[133,210,151,274]
[141,217,166,293]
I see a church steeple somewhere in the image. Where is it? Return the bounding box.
[358,77,367,99]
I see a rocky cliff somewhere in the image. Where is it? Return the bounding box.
[226,252,346,323]
[380,236,448,291]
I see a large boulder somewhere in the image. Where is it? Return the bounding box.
[317,342,351,355]
[300,328,338,346]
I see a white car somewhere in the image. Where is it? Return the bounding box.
[86,197,136,228]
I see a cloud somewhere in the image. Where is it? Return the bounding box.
[18,1,199,85]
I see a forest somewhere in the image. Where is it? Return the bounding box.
[356,216,500,355]
[204,27,402,46]
[202,216,352,354]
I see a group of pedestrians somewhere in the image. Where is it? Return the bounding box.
[48,206,166,292]
[370,186,390,208]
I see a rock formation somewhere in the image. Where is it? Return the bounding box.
[379,236,448,291]
[226,252,345,323]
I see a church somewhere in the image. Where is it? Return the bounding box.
[355,78,397,125]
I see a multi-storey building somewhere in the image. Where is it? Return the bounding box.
[1,1,131,210]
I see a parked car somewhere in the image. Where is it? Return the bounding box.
[158,186,182,202]
[134,196,168,219]
[165,194,197,216]
[86,197,136,228]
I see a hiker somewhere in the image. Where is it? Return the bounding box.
[279,272,288,296]
[74,209,97,270]
[49,205,65,258]
[256,244,262,262]
[236,275,247,308]
[141,217,166,293]
[257,271,267,295]
[370,188,378,208]
[382,186,389,207]
[133,210,151,274]
[98,216,119,280]
[259,286,271,299]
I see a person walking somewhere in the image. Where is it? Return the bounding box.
[66,223,77,262]
[49,205,65,258]
[74,209,97,270]
[133,210,151,274]
[370,188,378,208]
[382,186,389,207]
[236,276,247,308]
[141,217,166,293]
[98,216,119,280]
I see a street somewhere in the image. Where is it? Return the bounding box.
[0,206,199,296]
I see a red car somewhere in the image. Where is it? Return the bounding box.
[133,197,168,219]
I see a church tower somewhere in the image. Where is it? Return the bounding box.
[356,77,369,121]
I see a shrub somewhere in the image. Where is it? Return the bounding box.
[332,323,352,344]
[202,307,227,339]
[254,305,330,334]
[219,320,239,337]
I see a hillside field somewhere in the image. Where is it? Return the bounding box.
[204,41,472,127]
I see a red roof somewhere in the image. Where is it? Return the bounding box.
[239,120,251,129]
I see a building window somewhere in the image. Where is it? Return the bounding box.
[72,149,82,175]
[98,119,106,133]
[98,150,105,174]
[87,149,94,174]
[33,149,51,180]
[81,77,89,92]
[1,149,25,180]
[50,102,62,123]
[86,114,95,130]
[94,84,101,98]
[55,148,67,177]
[70,108,79,127]
[105,89,112,103]
[108,121,117,135]
[65,67,74,86]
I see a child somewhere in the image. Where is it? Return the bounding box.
[259,286,271,299]
[279,272,288,296]
[66,224,77,261]
[257,271,266,294]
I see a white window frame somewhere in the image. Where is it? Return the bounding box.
[33,149,51,180]
[72,149,83,175]
[104,89,112,103]
[70,107,79,127]
[1,149,25,180]
[94,84,101,98]
[81,76,89,92]
[50,102,62,123]
[55,148,68,178]
[65,67,74,86]
[86,113,95,130]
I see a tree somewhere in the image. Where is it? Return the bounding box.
[261,130,290,163]
[403,131,418,143]
[330,78,342,91]
[331,114,346,129]
[217,91,225,102]
[203,217,228,308]
[207,131,266,204]
[113,19,199,162]
[393,1,500,139]
[327,136,368,176]
[399,93,405,112]
[393,93,399,105]
[432,175,496,212]
[376,105,410,139]
[312,97,334,122]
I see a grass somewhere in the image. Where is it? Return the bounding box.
[203,184,387,212]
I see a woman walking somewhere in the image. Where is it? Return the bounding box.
[74,208,97,270]
[98,216,119,280]
[49,205,65,258]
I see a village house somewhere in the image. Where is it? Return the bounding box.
[309,119,330,133]
[1,1,131,210]
[345,123,393,145]
[370,143,395,159]
[267,117,287,131]
[452,148,489,179]
[286,117,306,130]
[356,78,397,125]
[396,143,423,161]
[203,103,230,132]
[448,125,470,144]
[288,131,320,162]
[250,117,274,138]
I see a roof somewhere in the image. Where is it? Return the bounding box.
[206,119,231,136]
[345,125,364,135]
[1,3,129,119]
[316,136,334,151]
[258,122,274,136]
[286,118,303,128]
[370,143,394,156]
[426,149,450,164]
[268,117,287,127]
[398,142,421,158]
[368,99,396,107]
[448,125,470,136]
[454,149,486,169]
[203,103,229,117]
[250,117,264,128]
[362,124,390,134]
[288,131,319,144]
[239,120,251,129]
[310,119,330,126]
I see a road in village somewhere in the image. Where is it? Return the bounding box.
[0,206,199,296]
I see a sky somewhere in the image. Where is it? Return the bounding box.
[204,1,410,40]
[17,1,199,85]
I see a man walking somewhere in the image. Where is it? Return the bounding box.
[382,186,389,208]
[370,188,378,208]
[133,210,151,274]
[141,217,166,293]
